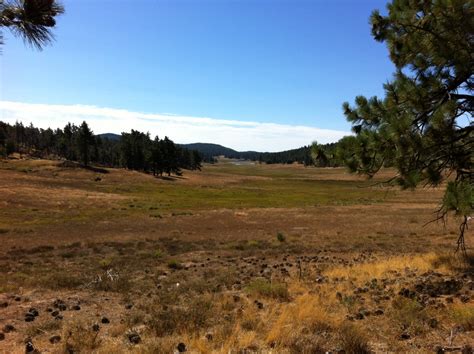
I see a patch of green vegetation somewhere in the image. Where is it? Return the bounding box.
[246,279,289,301]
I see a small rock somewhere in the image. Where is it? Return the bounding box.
[101,317,110,324]
[51,310,59,317]
[374,309,384,316]
[205,333,213,341]
[460,295,470,303]
[125,304,133,310]
[0,302,8,308]
[25,340,36,353]
[14,296,21,302]
[0,333,5,341]
[177,342,187,352]
[25,314,35,322]
[400,332,410,340]
[92,324,100,332]
[28,308,39,317]
[3,324,15,333]
[428,318,438,328]
[49,335,61,344]
[72,305,81,311]
[128,332,141,344]
[54,315,63,320]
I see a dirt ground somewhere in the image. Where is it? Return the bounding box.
[0,159,472,353]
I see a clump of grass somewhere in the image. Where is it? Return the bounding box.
[26,318,62,337]
[167,259,183,270]
[451,305,474,331]
[62,320,101,352]
[390,297,426,334]
[276,232,286,242]
[338,323,371,354]
[148,297,214,336]
[246,279,289,301]
[154,248,165,258]
[99,257,113,269]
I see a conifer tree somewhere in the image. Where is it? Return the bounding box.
[77,121,94,166]
[342,0,473,252]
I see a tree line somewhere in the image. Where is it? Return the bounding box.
[0,121,202,176]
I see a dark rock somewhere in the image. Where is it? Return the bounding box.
[400,332,410,340]
[177,342,187,352]
[205,333,213,341]
[125,304,133,310]
[25,314,35,322]
[0,302,8,308]
[374,308,384,316]
[72,305,81,311]
[460,295,470,303]
[46,308,53,312]
[92,324,100,332]
[54,315,63,320]
[25,340,36,353]
[28,308,39,317]
[127,332,141,344]
[446,296,454,303]
[51,310,59,317]
[428,318,438,328]
[355,312,364,320]
[14,296,21,302]
[3,324,15,333]
[101,317,110,324]
[49,335,61,344]
[0,333,4,341]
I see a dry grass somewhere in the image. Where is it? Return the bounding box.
[0,159,472,353]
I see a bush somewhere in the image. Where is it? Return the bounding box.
[277,232,286,242]
[167,259,183,270]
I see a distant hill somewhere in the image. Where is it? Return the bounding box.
[97,133,121,141]
[180,143,241,159]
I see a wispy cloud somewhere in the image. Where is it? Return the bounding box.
[0,101,349,152]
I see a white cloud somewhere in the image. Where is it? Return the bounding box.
[0,101,349,152]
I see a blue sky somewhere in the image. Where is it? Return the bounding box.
[1,0,394,151]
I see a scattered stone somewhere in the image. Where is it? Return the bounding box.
[72,305,81,311]
[25,313,35,322]
[125,304,133,310]
[428,318,438,328]
[54,315,63,320]
[460,295,470,303]
[127,332,141,344]
[14,296,21,302]
[205,333,213,341]
[92,324,100,332]
[355,312,364,320]
[374,308,384,316]
[49,335,61,344]
[400,332,410,340]
[177,342,187,352]
[3,324,15,333]
[28,308,39,317]
[25,339,36,353]
[0,302,8,308]
[101,317,110,324]
[0,333,5,341]
[51,310,59,317]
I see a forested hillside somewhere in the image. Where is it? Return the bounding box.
[0,121,202,176]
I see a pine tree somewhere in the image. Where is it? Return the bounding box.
[77,121,94,166]
[342,0,473,252]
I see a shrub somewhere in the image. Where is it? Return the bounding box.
[167,259,183,270]
[277,232,286,242]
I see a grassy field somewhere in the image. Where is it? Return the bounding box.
[0,158,472,353]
